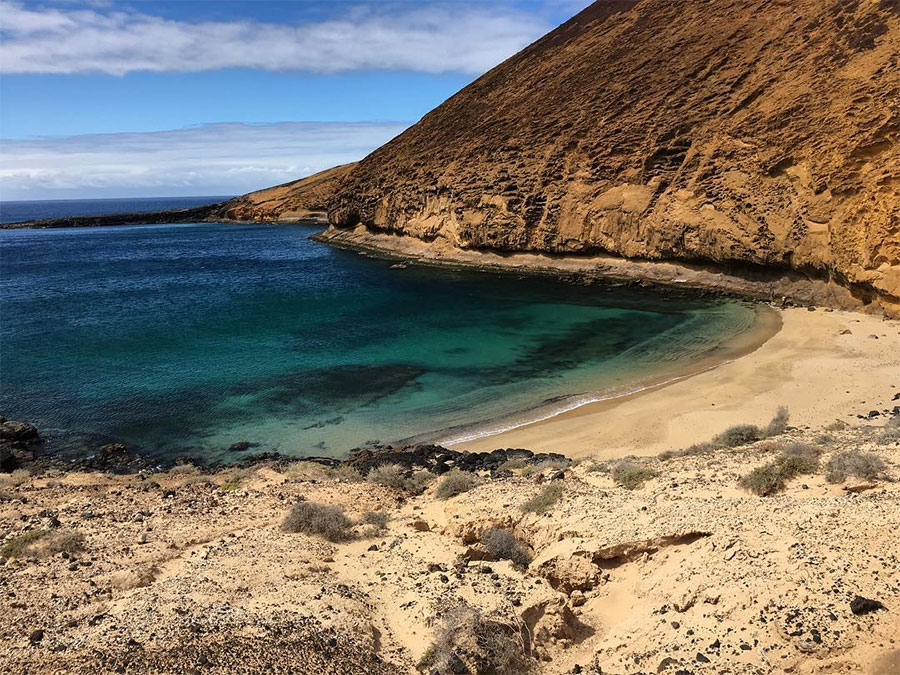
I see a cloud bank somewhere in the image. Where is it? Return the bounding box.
[0,1,548,75]
[0,121,409,200]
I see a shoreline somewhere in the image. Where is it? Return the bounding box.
[406,303,782,448]
[457,306,899,458]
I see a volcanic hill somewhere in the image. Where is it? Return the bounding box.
[220,0,900,314]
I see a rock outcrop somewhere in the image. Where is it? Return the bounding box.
[249,0,900,313]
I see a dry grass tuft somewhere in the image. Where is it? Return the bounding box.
[611,460,657,490]
[520,483,564,515]
[434,469,478,500]
[281,501,353,542]
[481,528,532,567]
[825,450,886,483]
[739,443,820,496]
[419,606,531,674]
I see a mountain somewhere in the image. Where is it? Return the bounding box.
[230,0,899,314]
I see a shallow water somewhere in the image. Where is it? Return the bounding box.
[0,221,758,463]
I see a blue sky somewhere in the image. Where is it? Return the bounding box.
[0,0,589,199]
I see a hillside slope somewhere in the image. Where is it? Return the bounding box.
[305,0,898,312]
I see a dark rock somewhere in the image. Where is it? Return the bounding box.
[29,629,44,643]
[850,595,886,615]
[695,653,710,663]
[228,441,259,452]
[0,420,39,442]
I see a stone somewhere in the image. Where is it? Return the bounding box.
[850,595,886,615]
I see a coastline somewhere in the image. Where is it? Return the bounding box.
[407,303,782,448]
[457,306,900,458]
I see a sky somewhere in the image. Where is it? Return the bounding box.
[0,0,590,200]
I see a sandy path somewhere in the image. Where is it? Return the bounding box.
[453,307,900,458]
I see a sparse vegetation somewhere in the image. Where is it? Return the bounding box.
[434,469,478,500]
[0,469,30,488]
[419,606,530,674]
[611,459,657,490]
[520,482,563,515]
[825,450,886,483]
[739,443,820,496]
[714,424,763,448]
[361,510,390,530]
[481,528,532,567]
[879,416,900,444]
[367,464,434,495]
[281,501,353,542]
[219,468,254,491]
[764,406,790,437]
[1,530,47,558]
[0,529,85,559]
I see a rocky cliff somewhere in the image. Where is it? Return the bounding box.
[248,0,900,313]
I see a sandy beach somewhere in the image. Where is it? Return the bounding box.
[454,307,900,458]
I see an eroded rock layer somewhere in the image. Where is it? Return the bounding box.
[318,0,899,311]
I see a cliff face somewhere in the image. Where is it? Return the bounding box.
[314,0,898,310]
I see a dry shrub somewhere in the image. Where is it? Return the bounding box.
[481,528,532,567]
[611,460,657,490]
[764,406,790,436]
[284,461,331,481]
[714,424,762,448]
[282,501,352,542]
[434,469,478,500]
[419,606,531,674]
[825,450,886,483]
[0,469,30,488]
[361,510,390,530]
[110,566,159,590]
[1,529,85,559]
[367,464,434,495]
[739,444,820,496]
[218,468,254,491]
[520,483,563,515]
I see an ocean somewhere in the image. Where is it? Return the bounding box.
[0,202,759,464]
[0,196,231,225]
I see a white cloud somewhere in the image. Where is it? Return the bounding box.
[0,121,409,199]
[0,1,548,75]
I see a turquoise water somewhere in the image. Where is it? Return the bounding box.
[0,221,757,463]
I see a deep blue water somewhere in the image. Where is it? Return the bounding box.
[0,219,757,463]
[0,196,232,224]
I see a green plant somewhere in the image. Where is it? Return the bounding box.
[825,450,886,483]
[281,501,353,542]
[611,460,657,490]
[481,528,532,567]
[520,483,564,515]
[434,469,478,500]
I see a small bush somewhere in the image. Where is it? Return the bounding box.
[887,415,900,429]
[361,510,390,530]
[482,528,532,567]
[329,464,362,481]
[434,469,478,500]
[284,461,331,481]
[420,606,529,674]
[739,445,820,496]
[879,426,900,445]
[1,530,47,558]
[825,450,886,483]
[530,458,569,473]
[282,501,352,542]
[520,483,563,515]
[611,460,657,490]
[367,464,433,495]
[498,458,528,472]
[714,424,762,448]
[43,530,86,556]
[764,407,790,437]
[219,468,254,491]
[367,464,409,490]
[585,461,608,473]
[0,469,30,488]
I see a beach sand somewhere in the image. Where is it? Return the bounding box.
[453,307,900,458]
